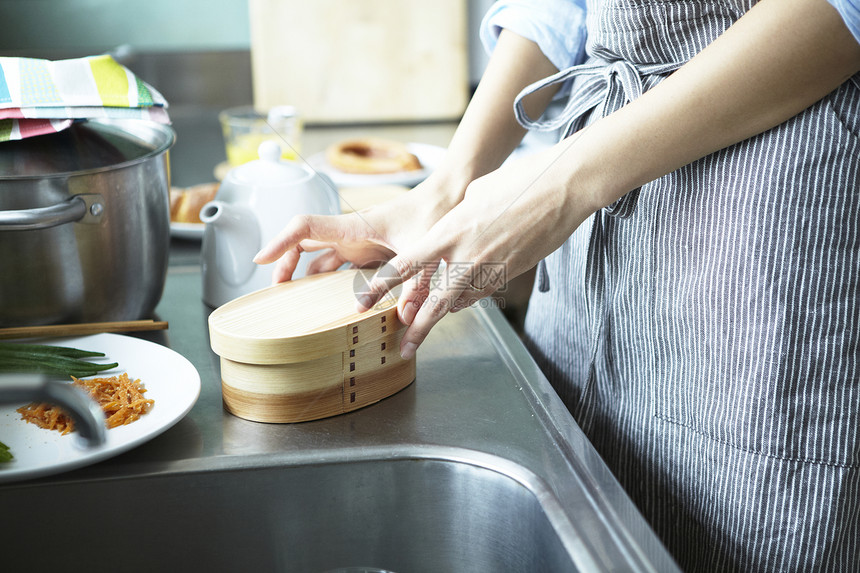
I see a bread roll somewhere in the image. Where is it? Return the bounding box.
[171,182,219,224]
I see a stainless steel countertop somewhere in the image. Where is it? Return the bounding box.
[0,263,678,571]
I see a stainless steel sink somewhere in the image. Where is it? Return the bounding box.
[0,268,680,572]
[1,448,589,572]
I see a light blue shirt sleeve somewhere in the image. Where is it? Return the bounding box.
[828,0,860,44]
[479,0,589,72]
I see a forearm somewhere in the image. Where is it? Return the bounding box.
[557,0,860,212]
[431,29,561,200]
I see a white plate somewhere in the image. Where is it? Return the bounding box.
[307,142,446,188]
[0,333,201,483]
[170,221,205,240]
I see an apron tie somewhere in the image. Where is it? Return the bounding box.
[518,57,681,293]
[515,57,680,220]
[516,57,680,407]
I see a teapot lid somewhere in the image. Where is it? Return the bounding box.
[226,141,309,187]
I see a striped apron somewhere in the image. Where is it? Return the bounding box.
[518,1,860,571]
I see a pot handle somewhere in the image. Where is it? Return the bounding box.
[0,194,99,231]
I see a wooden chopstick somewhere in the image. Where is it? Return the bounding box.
[0,319,169,340]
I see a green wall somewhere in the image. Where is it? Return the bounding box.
[0,0,251,53]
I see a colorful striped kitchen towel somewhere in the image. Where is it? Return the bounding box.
[0,54,169,142]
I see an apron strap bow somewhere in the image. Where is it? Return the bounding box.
[520,57,680,394]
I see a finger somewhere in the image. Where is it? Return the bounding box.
[397,281,421,326]
[271,245,304,283]
[297,238,334,252]
[397,266,435,325]
[399,282,461,360]
[306,250,345,275]
[452,279,498,310]
[253,213,354,264]
[399,297,422,326]
[449,286,497,313]
[355,254,421,312]
[253,215,311,265]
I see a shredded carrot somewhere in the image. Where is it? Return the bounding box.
[17,373,154,434]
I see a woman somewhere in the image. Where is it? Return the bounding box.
[255,0,860,569]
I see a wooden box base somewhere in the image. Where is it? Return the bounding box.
[220,327,415,423]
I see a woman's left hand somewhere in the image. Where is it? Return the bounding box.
[359,142,598,360]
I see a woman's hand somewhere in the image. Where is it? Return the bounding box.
[252,171,467,283]
[253,131,596,362]
[359,140,599,359]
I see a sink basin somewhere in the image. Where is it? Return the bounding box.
[3,448,588,572]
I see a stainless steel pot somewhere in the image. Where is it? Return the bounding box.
[0,119,175,327]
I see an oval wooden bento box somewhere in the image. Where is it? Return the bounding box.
[208,269,416,423]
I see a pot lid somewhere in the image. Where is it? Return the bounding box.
[0,119,175,179]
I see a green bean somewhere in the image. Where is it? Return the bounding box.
[0,343,117,378]
[0,440,12,463]
[0,342,104,358]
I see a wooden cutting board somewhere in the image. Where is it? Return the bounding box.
[209,269,415,423]
[248,0,469,123]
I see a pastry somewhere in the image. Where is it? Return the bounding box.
[325,138,422,174]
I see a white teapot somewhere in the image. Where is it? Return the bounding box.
[200,141,340,307]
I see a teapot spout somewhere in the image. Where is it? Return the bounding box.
[200,200,262,295]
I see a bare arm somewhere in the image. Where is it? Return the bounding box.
[253,30,559,279]
[367,0,860,358]
[435,29,561,191]
[566,0,860,213]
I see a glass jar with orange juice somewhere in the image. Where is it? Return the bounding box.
[219,106,303,166]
